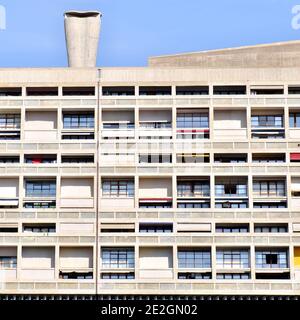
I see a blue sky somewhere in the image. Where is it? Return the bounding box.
[0,0,299,67]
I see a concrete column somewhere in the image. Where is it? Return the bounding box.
[64,11,101,68]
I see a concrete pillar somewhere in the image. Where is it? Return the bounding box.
[64,11,102,68]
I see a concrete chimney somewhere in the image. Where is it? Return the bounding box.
[64,11,101,68]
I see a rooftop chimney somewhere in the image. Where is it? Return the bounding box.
[64,11,101,68]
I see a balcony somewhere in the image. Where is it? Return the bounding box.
[139,247,173,280]
[101,178,135,210]
[214,109,247,140]
[102,109,135,140]
[0,113,21,141]
[176,109,209,139]
[177,177,210,208]
[24,111,57,142]
[253,178,287,208]
[139,177,172,209]
[23,179,56,209]
[62,111,94,140]
[251,112,285,139]
[255,248,290,279]
[139,109,172,139]
[215,177,248,208]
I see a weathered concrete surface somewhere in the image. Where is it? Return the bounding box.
[148,40,300,68]
[64,11,101,68]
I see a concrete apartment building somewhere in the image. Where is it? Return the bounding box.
[0,10,300,298]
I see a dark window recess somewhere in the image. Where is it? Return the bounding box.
[253,201,287,209]
[288,86,300,94]
[61,155,94,163]
[26,87,58,96]
[62,87,95,96]
[216,224,249,233]
[101,228,134,233]
[23,201,56,209]
[139,154,172,164]
[0,131,20,140]
[102,86,135,96]
[254,225,288,233]
[139,86,172,96]
[25,155,57,164]
[178,273,211,279]
[0,156,19,163]
[251,88,284,95]
[266,254,278,265]
[256,273,290,280]
[0,88,22,97]
[62,133,94,140]
[252,154,285,163]
[101,273,135,279]
[59,271,93,279]
[214,154,247,163]
[139,223,173,233]
[23,224,56,233]
[213,86,246,95]
[139,201,172,209]
[0,227,18,233]
[176,86,209,95]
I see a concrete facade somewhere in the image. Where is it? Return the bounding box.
[1,12,300,297]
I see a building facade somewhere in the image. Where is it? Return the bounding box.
[0,11,300,298]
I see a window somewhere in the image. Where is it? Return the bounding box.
[289,113,300,128]
[63,113,94,129]
[253,202,287,209]
[176,86,209,95]
[139,154,172,164]
[177,153,210,164]
[61,155,94,163]
[102,86,135,96]
[255,249,288,268]
[102,180,134,197]
[177,182,210,197]
[59,272,93,279]
[23,224,56,233]
[25,180,56,197]
[101,248,134,269]
[139,86,171,96]
[215,182,247,197]
[178,272,211,279]
[101,272,135,279]
[177,202,210,209]
[251,115,283,128]
[214,154,247,163]
[23,201,56,209]
[213,85,246,95]
[139,121,171,129]
[62,87,95,96]
[178,250,211,268]
[0,156,19,163]
[139,223,173,233]
[26,87,58,96]
[253,180,285,197]
[0,256,17,269]
[216,225,249,233]
[254,225,288,233]
[216,250,249,269]
[217,273,250,280]
[215,201,248,209]
[0,114,20,129]
[176,113,209,128]
[25,155,57,164]
[252,154,285,163]
[0,87,22,96]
